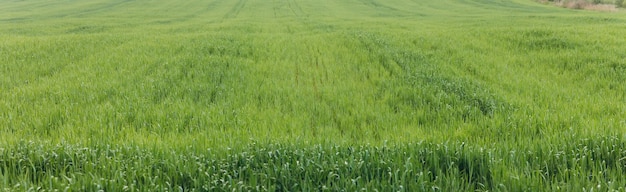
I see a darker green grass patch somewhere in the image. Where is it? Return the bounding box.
[3,136,626,191]
[511,29,578,51]
[66,25,107,34]
[352,31,513,126]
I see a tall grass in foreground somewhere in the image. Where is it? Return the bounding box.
[2,135,626,191]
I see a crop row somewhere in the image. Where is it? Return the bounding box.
[2,135,626,191]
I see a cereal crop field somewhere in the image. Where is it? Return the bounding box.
[1,0,626,190]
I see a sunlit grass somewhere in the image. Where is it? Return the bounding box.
[1,0,626,190]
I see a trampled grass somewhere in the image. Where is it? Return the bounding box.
[1,0,626,190]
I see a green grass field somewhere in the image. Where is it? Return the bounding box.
[1,0,626,190]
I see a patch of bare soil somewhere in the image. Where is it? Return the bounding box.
[539,0,619,12]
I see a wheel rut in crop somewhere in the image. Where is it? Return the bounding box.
[223,0,248,19]
[355,0,411,16]
[150,0,225,25]
[67,0,136,18]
